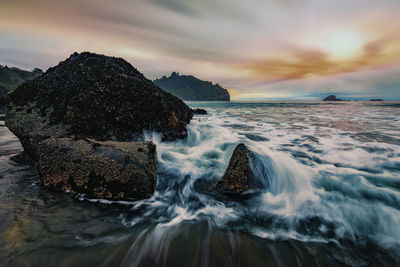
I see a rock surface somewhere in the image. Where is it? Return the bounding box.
[370,99,383,101]
[5,52,194,200]
[322,95,343,101]
[38,138,157,199]
[212,144,256,194]
[8,52,193,142]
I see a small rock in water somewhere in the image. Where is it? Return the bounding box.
[192,108,207,115]
[211,143,259,195]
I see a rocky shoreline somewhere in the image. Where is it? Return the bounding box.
[5,52,194,200]
[5,52,257,200]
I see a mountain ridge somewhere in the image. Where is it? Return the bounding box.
[0,65,43,105]
[0,64,43,91]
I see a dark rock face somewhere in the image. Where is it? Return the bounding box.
[9,52,193,141]
[323,95,343,101]
[212,144,256,194]
[0,85,8,106]
[154,72,230,101]
[38,138,157,200]
[370,99,383,101]
[5,52,194,200]
[192,108,207,115]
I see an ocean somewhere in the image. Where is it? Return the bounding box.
[1,101,400,266]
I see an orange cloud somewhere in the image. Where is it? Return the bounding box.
[236,37,400,82]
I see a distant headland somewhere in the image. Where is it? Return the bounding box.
[0,65,43,91]
[0,65,43,105]
[154,72,230,101]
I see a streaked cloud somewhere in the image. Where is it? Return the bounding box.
[0,0,399,100]
[236,36,400,82]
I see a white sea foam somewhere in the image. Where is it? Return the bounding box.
[87,102,400,251]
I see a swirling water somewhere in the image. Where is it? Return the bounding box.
[1,101,400,266]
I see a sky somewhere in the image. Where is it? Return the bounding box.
[1,0,400,100]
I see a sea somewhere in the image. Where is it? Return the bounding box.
[1,101,400,266]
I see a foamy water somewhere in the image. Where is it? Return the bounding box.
[126,102,400,249]
[1,101,400,266]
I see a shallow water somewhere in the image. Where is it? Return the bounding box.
[1,101,400,266]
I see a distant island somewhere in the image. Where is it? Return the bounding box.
[322,95,343,101]
[154,72,230,101]
[0,65,43,105]
[322,94,385,102]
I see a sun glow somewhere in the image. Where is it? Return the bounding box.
[307,30,368,61]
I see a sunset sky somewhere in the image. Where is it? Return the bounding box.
[1,0,400,100]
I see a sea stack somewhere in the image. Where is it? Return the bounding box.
[5,52,194,200]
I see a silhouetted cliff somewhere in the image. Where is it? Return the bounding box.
[154,72,230,101]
